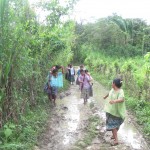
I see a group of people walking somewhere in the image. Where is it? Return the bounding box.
[65,64,93,104]
[44,64,126,146]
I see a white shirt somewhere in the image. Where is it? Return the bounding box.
[70,67,75,75]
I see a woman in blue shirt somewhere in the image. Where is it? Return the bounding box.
[48,66,64,106]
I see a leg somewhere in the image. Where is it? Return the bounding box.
[84,98,86,104]
[112,128,118,145]
[86,91,88,102]
[111,128,119,139]
[48,94,52,102]
[53,95,56,106]
[85,89,88,102]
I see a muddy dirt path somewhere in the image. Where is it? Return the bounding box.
[35,80,150,150]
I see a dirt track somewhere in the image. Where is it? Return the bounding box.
[35,80,150,150]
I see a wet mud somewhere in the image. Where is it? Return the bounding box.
[35,80,150,150]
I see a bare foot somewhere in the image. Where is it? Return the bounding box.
[111,136,115,139]
[111,141,118,146]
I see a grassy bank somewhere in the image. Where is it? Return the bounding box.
[0,79,70,150]
[84,52,150,138]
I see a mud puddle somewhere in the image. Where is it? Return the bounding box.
[35,80,150,150]
[36,84,92,150]
[90,80,150,150]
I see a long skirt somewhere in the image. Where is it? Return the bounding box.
[106,113,124,131]
[65,73,69,80]
[81,88,90,99]
[48,86,58,99]
[89,85,93,97]
[68,75,75,82]
[76,77,80,85]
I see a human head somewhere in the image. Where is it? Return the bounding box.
[80,69,85,75]
[70,64,73,68]
[55,65,61,70]
[80,64,84,69]
[112,78,123,89]
[85,69,88,73]
[52,69,58,77]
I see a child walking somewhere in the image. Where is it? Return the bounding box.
[103,78,126,146]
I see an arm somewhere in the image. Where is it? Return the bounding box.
[110,89,125,104]
[48,74,51,89]
[78,78,83,83]
[77,70,80,76]
[61,66,64,74]
[103,93,109,99]
[109,98,124,104]
[78,75,83,83]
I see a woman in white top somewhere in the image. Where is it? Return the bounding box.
[68,64,75,85]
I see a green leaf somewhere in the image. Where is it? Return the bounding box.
[4,128,13,138]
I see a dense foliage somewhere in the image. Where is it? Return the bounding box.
[0,0,76,149]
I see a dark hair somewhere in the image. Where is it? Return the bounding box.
[70,64,72,67]
[55,65,61,69]
[80,64,84,68]
[80,69,84,73]
[85,69,88,73]
[52,69,58,74]
[113,78,123,88]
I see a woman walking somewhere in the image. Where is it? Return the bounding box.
[103,78,126,146]
[85,69,93,97]
[78,69,92,104]
[76,64,85,85]
[68,64,75,85]
[46,66,64,106]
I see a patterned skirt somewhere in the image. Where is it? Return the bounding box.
[81,88,90,99]
[68,75,75,82]
[76,77,80,85]
[106,113,124,131]
[47,86,58,99]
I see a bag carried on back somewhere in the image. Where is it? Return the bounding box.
[44,74,51,94]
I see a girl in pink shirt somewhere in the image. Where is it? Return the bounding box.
[78,69,92,104]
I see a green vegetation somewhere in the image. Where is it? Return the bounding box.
[73,15,150,137]
[0,0,76,149]
[0,0,150,148]
[84,51,150,136]
[0,103,49,149]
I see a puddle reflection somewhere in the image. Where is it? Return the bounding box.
[119,122,144,149]
[61,80,149,150]
[63,97,80,145]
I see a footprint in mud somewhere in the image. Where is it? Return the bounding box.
[62,106,68,110]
